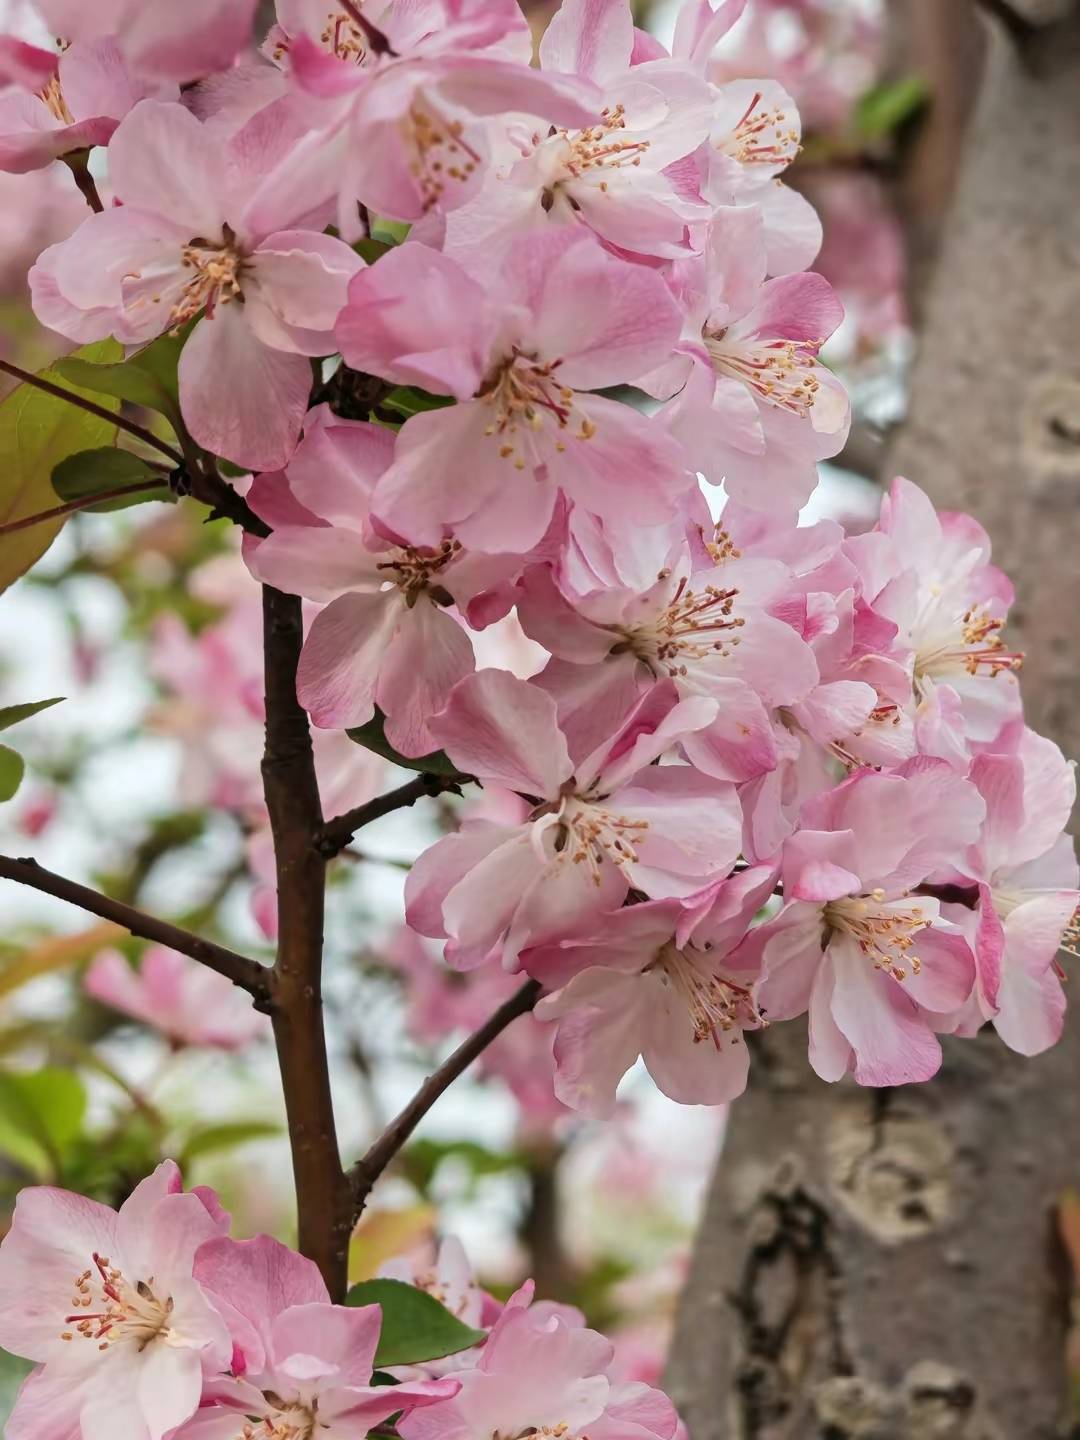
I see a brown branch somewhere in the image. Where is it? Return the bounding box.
[0,853,271,1002]
[62,151,104,213]
[0,480,169,537]
[349,979,543,1217]
[315,773,466,858]
[974,0,1038,44]
[0,359,185,466]
[261,586,352,1300]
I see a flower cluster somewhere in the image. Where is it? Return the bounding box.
[7,0,1073,1118]
[0,1163,677,1440]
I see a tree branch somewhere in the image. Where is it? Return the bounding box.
[261,585,352,1300]
[0,853,271,1003]
[974,0,1038,44]
[315,773,466,858]
[62,151,104,213]
[0,480,169,537]
[348,979,543,1217]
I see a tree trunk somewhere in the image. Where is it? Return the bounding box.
[666,8,1080,1437]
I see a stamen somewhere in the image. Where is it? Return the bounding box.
[375,538,460,607]
[169,231,244,329]
[715,92,800,168]
[59,1251,173,1352]
[403,99,479,212]
[704,328,827,419]
[39,73,73,125]
[825,896,929,982]
[649,942,764,1046]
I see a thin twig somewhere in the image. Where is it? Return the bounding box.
[0,854,271,1002]
[349,979,543,1216]
[0,480,169,537]
[315,773,466,858]
[0,359,185,466]
[62,151,104,213]
[261,586,352,1299]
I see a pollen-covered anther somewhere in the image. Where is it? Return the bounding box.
[704,329,827,418]
[169,232,244,328]
[39,73,73,124]
[717,91,801,167]
[320,9,367,61]
[651,942,764,1046]
[552,797,649,886]
[557,102,651,179]
[405,101,479,211]
[619,576,744,677]
[60,1251,173,1353]
[824,896,930,981]
[376,538,460,607]
[480,353,587,465]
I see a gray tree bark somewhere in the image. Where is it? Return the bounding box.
[666,6,1080,1437]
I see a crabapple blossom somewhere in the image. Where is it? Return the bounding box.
[406,669,742,966]
[0,1162,231,1440]
[30,98,363,469]
[397,1281,679,1440]
[251,0,599,236]
[335,227,691,556]
[84,946,270,1050]
[529,864,779,1113]
[754,760,985,1085]
[179,1234,459,1440]
[648,204,850,513]
[953,730,1080,1056]
[0,38,165,174]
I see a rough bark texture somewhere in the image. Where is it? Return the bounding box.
[667,8,1080,1436]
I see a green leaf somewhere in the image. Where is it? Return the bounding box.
[345,1278,486,1367]
[52,447,171,513]
[381,386,455,420]
[0,1068,87,1178]
[353,238,393,265]
[0,697,63,733]
[0,339,121,593]
[0,1349,33,1426]
[0,746,24,802]
[54,328,187,423]
[403,1137,525,1197]
[347,709,464,779]
[179,1120,282,1166]
[854,75,928,140]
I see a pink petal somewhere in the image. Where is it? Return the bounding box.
[428,670,572,797]
[296,591,402,729]
[538,0,634,83]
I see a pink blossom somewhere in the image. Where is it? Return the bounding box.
[336,228,692,557]
[958,730,1079,1055]
[755,760,984,1085]
[180,1233,458,1440]
[248,0,597,236]
[700,78,822,274]
[649,205,849,514]
[406,670,741,967]
[244,407,481,753]
[35,0,259,84]
[0,37,166,173]
[436,0,713,264]
[517,536,819,781]
[398,1282,679,1440]
[0,1161,231,1440]
[848,477,1023,763]
[530,865,779,1113]
[30,98,362,469]
[84,945,269,1050]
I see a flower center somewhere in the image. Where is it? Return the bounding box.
[61,1252,173,1353]
[376,539,460,607]
[39,73,73,124]
[824,894,929,982]
[243,1396,319,1440]
[703,327,826,418]
[559,103,650,183]
[614,573,745,678]
[402,98,480,213]
[912,602,1023,686]
[549,793,649,886]
[478,353,594,471]
[170,229,245,329]
[714,91,800,168]
[650,941,764,1045]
